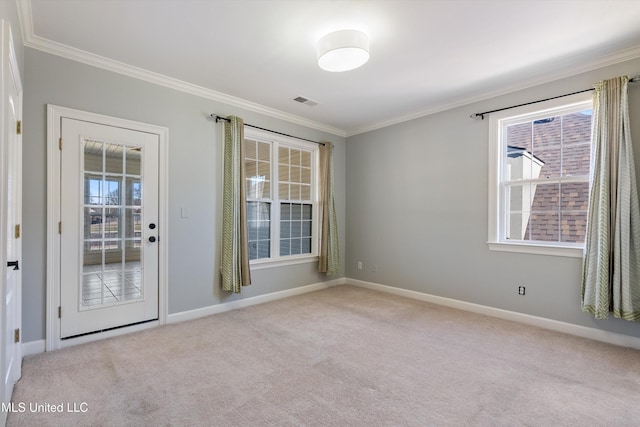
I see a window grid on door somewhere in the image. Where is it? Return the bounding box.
[81,139,144,308]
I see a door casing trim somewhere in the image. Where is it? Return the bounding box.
[46,105,169,351]
[1,19,23,422]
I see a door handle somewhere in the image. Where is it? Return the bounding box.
[7,260,19,270]
[148,236,157,243]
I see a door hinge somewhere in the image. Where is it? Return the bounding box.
[59,137,62,150]
[14,224,20,239]
[58,306,61,319]
[58,221,62,234]
[14,328,20,343]
[16,120,21,135]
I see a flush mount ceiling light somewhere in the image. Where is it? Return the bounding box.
[317,29,369,72]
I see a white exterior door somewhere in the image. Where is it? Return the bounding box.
[1,20,22,424]
[59,118,159,338]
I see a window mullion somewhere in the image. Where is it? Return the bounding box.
[505,176,589,185]
[498,125,508,242]
[271,140,280,259]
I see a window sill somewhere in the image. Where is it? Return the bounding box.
[487,241,584,258]
[250,255,318,270]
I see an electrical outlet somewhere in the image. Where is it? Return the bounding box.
[357,261,363,270]
[372,264,378,273]
[518,286,526,295]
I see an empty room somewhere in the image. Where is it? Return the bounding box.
[1,0,640,425]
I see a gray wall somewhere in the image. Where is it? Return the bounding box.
[346,57,640,340]
[20,36,640,344]
[23,48,346,343]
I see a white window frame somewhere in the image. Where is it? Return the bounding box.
[244,127,320,269]
[487,92,592,257]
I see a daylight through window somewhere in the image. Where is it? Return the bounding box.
[244,129,318,264]
[488,93,592,256]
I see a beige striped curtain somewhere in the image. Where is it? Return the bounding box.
[318,142,340,275]
[581,76,640,321]
[221,116,251,293]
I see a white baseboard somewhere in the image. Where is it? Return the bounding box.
[22,339,46,356]
[168,277,345,324]
[346,278,640,351]
[22,278,345,356]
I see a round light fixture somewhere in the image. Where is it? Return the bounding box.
[317,30,369,72]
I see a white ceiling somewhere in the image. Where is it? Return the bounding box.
[21,0,640,136]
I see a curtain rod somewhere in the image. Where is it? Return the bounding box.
[470,74,640,120]
[209,114,325,146]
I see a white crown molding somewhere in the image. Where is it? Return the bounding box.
[17,0,640,140]
[346,44,640,137]
[16,0,32,46]
[17,0,346,138]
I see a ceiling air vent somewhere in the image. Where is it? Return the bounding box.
[293,96,319,107]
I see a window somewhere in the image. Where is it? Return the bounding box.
[82,141,143,270]
[488,93,592,257]
[243,128,318,266]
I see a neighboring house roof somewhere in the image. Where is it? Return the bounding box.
[506,112,591,243]
[507,145,545,165]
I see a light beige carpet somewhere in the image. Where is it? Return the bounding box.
[7,285,640,426]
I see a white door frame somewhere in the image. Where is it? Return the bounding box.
[1,20,22,425]
[46,105,169,351]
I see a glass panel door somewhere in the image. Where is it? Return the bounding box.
[81,140,143,309]
[59,116,159,339]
